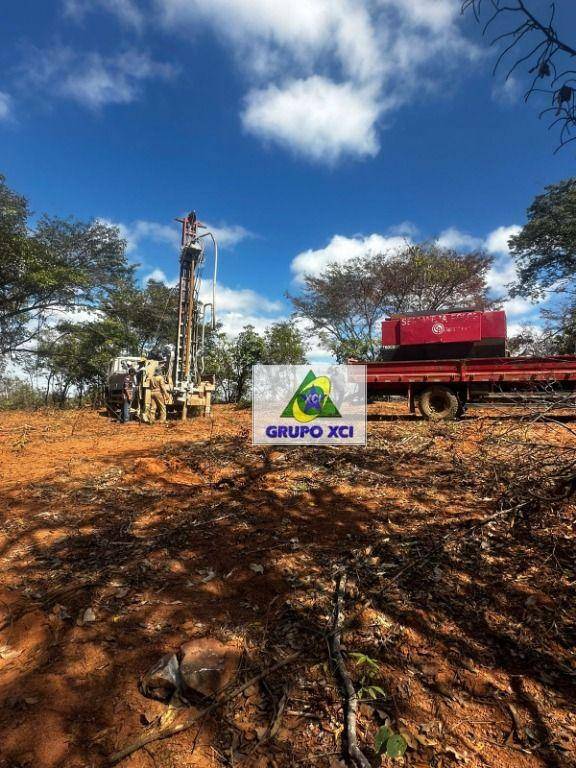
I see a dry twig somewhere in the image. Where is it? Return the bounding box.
[329,570,371,768]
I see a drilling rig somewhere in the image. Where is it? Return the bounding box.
[105,210,217,422]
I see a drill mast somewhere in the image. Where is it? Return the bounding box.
[174,211,204,388]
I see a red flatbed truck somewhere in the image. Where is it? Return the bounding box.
[352,309,576,420]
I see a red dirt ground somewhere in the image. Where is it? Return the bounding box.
[0,404,574,768]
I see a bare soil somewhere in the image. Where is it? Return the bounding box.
[0,404,574,768]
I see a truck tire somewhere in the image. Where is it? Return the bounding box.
[417,386,459,421]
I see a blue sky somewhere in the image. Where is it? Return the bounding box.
[1,0,574,353]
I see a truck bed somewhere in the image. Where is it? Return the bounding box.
[360,354,576,384]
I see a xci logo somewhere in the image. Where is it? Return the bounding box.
[252,364,366,446]
[281,370,341,423]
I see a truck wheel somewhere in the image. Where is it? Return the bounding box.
[417,386,459,421]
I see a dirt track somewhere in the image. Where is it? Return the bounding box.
[0,404,574,768]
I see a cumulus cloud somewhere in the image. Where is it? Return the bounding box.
[242,77,381,162]
[485,225,521,255]
[290,222,544,329]
[143,267,178,286]
[291,233,410,283]
[0,91,13,121]
[153,0,477,162]
[101,217,251,255]
[206,223,253,248]
[200,281,282,315]
[437,227,484,251]
[21,47,175,109]
[388,221,419,237]
[432,224,524,298]
[198,282,286,341]
[98,218,179,254]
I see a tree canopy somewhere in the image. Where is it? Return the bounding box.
[510,177,576,297]
[290,244,493,360]
[0,174,131,357]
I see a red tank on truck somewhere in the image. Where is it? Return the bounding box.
[349,309,576,420]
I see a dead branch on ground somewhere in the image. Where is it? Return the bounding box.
[329,570,372,768]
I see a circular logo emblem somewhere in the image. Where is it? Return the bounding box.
[432,322,445,335]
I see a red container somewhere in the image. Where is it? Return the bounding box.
[382,310,506,347]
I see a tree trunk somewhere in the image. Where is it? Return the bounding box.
[44,372,53,405]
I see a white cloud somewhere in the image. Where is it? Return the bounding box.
[492,76,522,105]
[0,91,13,121]
[437,227,483,251]
[388,221,419,237]
[200,281,282,315]
[204,222,253,248]
[100,217,252,255]
[22,47,175,109]
[197,281,286,342]
[243,77,381,162]
[291,232,410,283]
[98,218,179,254]
[501,296,535,318]
[291,221,544,331]
[486,257,517,294]
[153,0,477,163]
[485,225,521,255]
[157,0,381,84]
[63,0,143,29]
[484,225,523,297]
[143,268,178,287]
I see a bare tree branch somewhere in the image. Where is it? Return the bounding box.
[463,0,576,149]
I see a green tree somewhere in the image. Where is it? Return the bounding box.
[102,278,178,356]
[204,325,266,403]
[263,321,308,364]
[0,174,132,358]
[232,325,265,402]
[36,318,131,405]
[510,178,576,298]
[290,243,492,360]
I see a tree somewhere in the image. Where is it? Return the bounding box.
[510,177,576,297]
[0,174,132,358]
[203,325,265,403]
[232,326,265,402]
[290,244,493,360]
[263,321,308,364]
[463,1,576,149]
[36,318,132,405]
[101,278,179,356]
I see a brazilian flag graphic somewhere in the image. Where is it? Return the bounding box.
[281,370,341,423]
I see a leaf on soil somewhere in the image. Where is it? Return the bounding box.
[444,746,468,762]
[387,733,408,758]
[375,725,392,753]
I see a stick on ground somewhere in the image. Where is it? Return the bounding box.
[330,570,372,768]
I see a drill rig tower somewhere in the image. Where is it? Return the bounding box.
[105,209,217,422]
[171,210,217,419]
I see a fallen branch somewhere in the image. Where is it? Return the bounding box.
[107,651,301,765]
[329,570,371,768]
